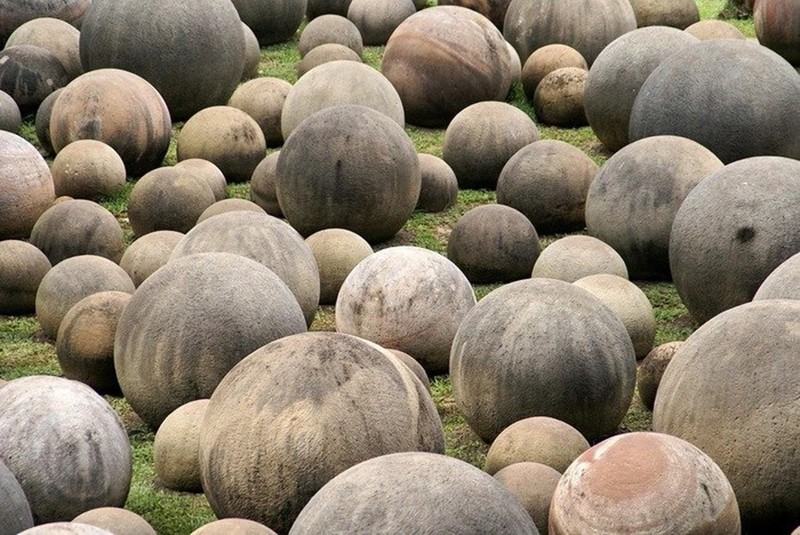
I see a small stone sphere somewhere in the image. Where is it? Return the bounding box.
[382,6,513,127]
[19,524,113,535]
[297,44,363,78]
[298,14,364,58]
[451,278,637,442]
[50,69,172,177]
[118,230,184,288]
[250,152,282,217]
[437,0,512,30]
[72,508,155,535]
[550,432,741,534]
[754,252,800,301]
[177,106,267,183]
[0,240,52,315]
[35,255,134,340]
[55,291,132,395]
[347,0,417,46]
[153,399,209,493]
[241,23,260,81]
[305,228,373,305]
[628,0,699,29]
[684,20,746,40]
[0,45,69,112]
[6,17,82,80]
[0,0,91,43]
[0,132,55,239]
[447,204,541,284]
[521,44,588,102]
[191,519,277,535]
[0,89,21,133]
[50,140,126,200]
[494,462,561,535]
[0,376,132,525]
[307,0,352,19]
[573,274,656,359]
[174,159,227,202]
[196,199,265,224]
[442,101,540,190]
[336,246,476,375]
[34,87,62,156]
[387,349,430,390]
[0,457,34,534]
[532,236,628,283]
[199,333,446,534]
[30,199,125,265]
[227,78,292,148]
[484,416,590,475]
[231,0,306,46]
[755,0,800,66]
[637,341,683,411]
[289,452,537,534]
[497,140,598,234]
[416,153,458,212]
[533,67,588,127]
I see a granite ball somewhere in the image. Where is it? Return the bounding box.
[628,0,700,29]
[347,0,416,46]
[0,458,34,535]
[387,349,430,391]
[174,159,227,202]
[191,520,277,535]
[0,0,90,43]
[72,508,155,535]
[637,341,683,411]
[755,0,800,66]
[241,23,260,81]
[298,14,363,57]
[416,154,458,212]
[494,462,561,535]
[227,77,292,148]
[51,140,126,200]
[250,152,282,217]
[533,67,588,127]
[153,400,209,493]
[6,17,82,80]
[231,0,306,46]
[754,252,800,301]
[437,0,512,30]
[18,524,113,535]
[532,235,628,282]
[0,240,51,315]
[306,0,352,19]
[0,45,68,112]
[196,199,265,224]
[297,43,362,77]
[0,89,21,133]
[118,231,184,288]
[521,44,587,103]
[684,20,746,40]
[305,228,373,305]
[34,87,62,156]
[0,132,55,239]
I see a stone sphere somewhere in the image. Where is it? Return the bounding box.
[0,89,21,133]
[550,432,740,534]
[250,152,282,217]
[494,462,561,535]
[442,101,540,189]
[241,23,260,80]
[199,332,446,534]
[34,87,62,156]
[684,20,746,40]
[0,240,51,315]
[451,278,637,442]
[521,44,587,102]
[447,204,541,284]
[0,458,34,535]
[51,140,126,200]
[30,199,125,265]
[50,69,171,177]
[35,255,134,340]
[336,246,476,375]
[533,67,588,127]
[755,0,800,66]
[228,78,292,148]
[381,6,513,127]
[19,524,113,535]
[118,231,184,288]
[191,519,277,535]
[80,0,245,121]
[637,341,683,411]
[584,27,699,152]
[0,0,90,42]
[628,0,699,29]
[298,14,363,57]
[0,376,131,524]
[174,159,227,202]
[653,300,800,532]
[231,0,306,46]
[196,199,265,224]
[585,136,723,280]
[306,0,352,19]
[277,105,420,243]
[72,508,155,535]
[0,45,68,112]
[754,252,800,301]
[305,228,373,305]
[6,17,82,80]
[347,0,416,46]
[153,399,209,493]
[388,349,430,391]
[630,40,800,164]
[670,156,800,324]
[532,235,628,283]
[497,140,598,234]
[437,0,512,30]
[484,416,590,475]
[114,252,306,428]
[0,132,55,239]
[417,154,458,212]
[297,43,362,77]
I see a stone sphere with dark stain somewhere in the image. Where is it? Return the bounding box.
[231,0,306,46]
[628,0,699,29]
[51,140,126,200]
[637,341,683,411]
[0,132,54,239]
[0,45,68,112]
[228,78,292,148]
[6,17,82,80]
[416,154,458,212]
[298,14,363,58]
[533,67,588,127]
[0,240,51,315]
[521,44,587,102]
[532,235,628,282]
[118,231,184,288]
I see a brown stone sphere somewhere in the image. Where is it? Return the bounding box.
[231,0,306,46]
[227,78,292,148]
[298,14,363,58]
[347,0,416,46]
[685,20,746,40]
[0,240,51,315]
[72,508,155,535]
[0,45,68,112]
[754,252,800,301]
[0,88,21,133]
[173,159,227,202]
[0,0,90,42]
[118,230,184,288]
[437,0,512,30]
[191,519,277,535]
[388,349,430,391]
[755,0,800,66]
[297,44,363,78]
[51,140,126,200]
[153,399,209,493]
[305,228,373,305]
[0,132,55,239]
[381,6,513,127]
[532,235,628,282]
[533,67,588,127]
[6,17,82,80]
[637,341,683,411]
[50,69,172,177]
[629,0,699,29]
[521,44,588,103]
[241,23,260,81]
[494,462,561,535]
[417,153,458,212]
[307,0,353,19]
[250,152,282,217]
[196,199,265,225]
[34,87,62,156]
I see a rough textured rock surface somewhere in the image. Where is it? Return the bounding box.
[533,67,588,127]
[6,17,82,80]
[306,228,373,305]
[628,0,699,29]
[532,235,628,282]
[754,252,800,301]
[416,153,458,212]
[494,462,561,535]
[153,400,209,493]
[0,45,68,112]
[51,140,126,200]
[231,0,307,46]
[72,508,155,535]
[0,240,51,315]
[0,457,34,535]
[118,231,184,288]
[227,78,292,148]
[637,341,683,411]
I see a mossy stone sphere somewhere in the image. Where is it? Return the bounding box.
[227,78,292,148]
[0,89,21,133]
[306,228,373,305]
[196,199,265,224]
[118,231,184,288]
[298,14,363,57]
[153,400,209,493]
[51,140,126,200]
[0,132,55,239]
[684,20,746,40]
[34,87,62,156]
[637,341,683,411]
[241,23,260,80]
[72,508,155,535]
[532,235,628,283]
[416,153,458,212]
[629,0,699,29]
[0,240,51,315]
[231,0,306,46]
[250,152,282,217]
[754,252,800,301]
[494,462,561,535]
[297,43,363,78]
[0,45,68,112]
[191,519,277,535]
[6,17,82,80]
[347,0,416,46]
[755,0,800,66]
[0,0,90,42]
[521,45,587,103]
[533,67,588,127]
[174,159,227,202]
[0,458,34,535]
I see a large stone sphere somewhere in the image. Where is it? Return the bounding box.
[305,228,373,305]
[497,140,598,234]
[173,159,227,202]
[50,69,171,177]
[118,231,184,288]
[6,17,82,80]
[307,0,352,19]
[0,458,34,535]
[381,6,513,127]
[192,520,277,535]
[521,44,587,102]
[34,87,62,156]
[153,399,209,493]
[584,27,699,152]
[451,278,637,442]
[550,432,740,534]
[0,376,131,524]
[250,152,282,217]
[227,78,292,148]
[114,252,306,428]
[494,462,561,535]
[231,0,306,46]
[51,140,126,200]
[19,525,113,535]
[669,156,800,324]
[416,153,458,212]
[196,199,265,224]
[276,105,420,243]
[347,0,416,46]
[629,40,800,163]
[0,45,68,112]
[685,20,746,40]
[199,332,446,533]
[72,508,155,535]
[442,101,540,189]
[0,0,90,43]
[628,0,699,29]
[532,235,628,283]
[653,300,800,532]
[437,0,512,29]
[755,0,800,66]
[79,0,245,121]
[297,43,362,77]
[754,252,800,301]
[336,246,476,375]
[637,341,683,411]
[0,132,55,239]
[298,14,363,57]
[0,240,51,315]
[0,89,21,133]
[585,136,723,280]
[533,67,588,127]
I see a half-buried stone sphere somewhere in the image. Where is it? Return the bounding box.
[416,153,458,212]
[521,45,587,103]
[298,14,363,57]
[533,67,588,127]
[199,332,446,534]
[297,44,362,78]
[231,0,306,46]
[277,105,420,243]
[628,0,699,29]
[637,341,683,411]
[494,462,561,535]
[532,235,628,282]
[173,159,227,202]
[250,152,282,217]
[6,17,82,80]
[191,520,277,535]
[72,508,155,535]
[0,457,34,535]
[347,0,416,46]
[114,252,306,428]
[0,45,68,112]
[0,0,91,43]
[118,231,184,288]
[196,199,265,224]
[153,400,209,493]
[51,140,126,200]
[0,240,51,315]
[754,252,800,301]
[227,78,292,148]
[305,228,373,306]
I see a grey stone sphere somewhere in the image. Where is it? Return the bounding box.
[71,508,155,535]
[51,140,126,200]
[347,0,417,46]
[6,17,82,80]
[196,199,265,224]
[533,67,588,127]
[521,44,587,102]
[637,341,683,411]
[0,240,51,315]
[34,87,62,156]
[532,235,628,283]
[0,45,68,112]
[153,399,209,493]
[18,524,113,535]
[628,0,699,29]
[118,231,184,288]
[306,0,352,19]
[296,43,363,78]
[494,462,561,535]
[298,14,363,58]
[250,152,282,217]
[241,23,260,80]
[0,458,34,535]
[416,153,458,212]
[174,159,228,202]
[305,228,373,305]
[227,77,292,148]
[0,88,21,133]
[754,252,800,301]
[684,20,746,40]
[0,0,91,43]
[191,519,277,535]
[231,0,306,46]
[388,349,430,391]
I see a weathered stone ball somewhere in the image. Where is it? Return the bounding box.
[437,0,512,30]
[231,0,306,46]
[6,17,82,80]
[550,432,741,534]
[532,235,628,282]
[0,132,55,239]
[497,140,597,234]
[755,0,800,66]
[227,77,292,148]
[0,0,90,42]
[0,45,68,112]
[585,136,723,280]
[196,199,265,224]
[442,101,540,189]
[118,231,184,288]
[241,23,260,81]
[653,300,800,532]
[277,105,419,243]
[417,154,458,212]
[0,457,34,535]
[72,508,155,535]
[0,89,21,133]
[290,452,538,534]
[0,376,132,524]
[191,519,277,535]
[451,278,636,442]
[250,152,282,217]
[297,43,362,78]
[19,524,113,535]
[484,416,590,475]
[199,333,446,534]
[381,6,513,127]
[506,41,522,85]
[494,462,561,535]
[114,252,306,428]
[337,246,476,375]
[298,14,363,58]
[628,0,699,29]
[670,156,800,324]
[754,252,800,301]
[0,240,51,315]
[307,0,352,19]
[80,0,245,121]
[630,40,800,163]
[30,199,125,265]
[34,87,62,156]
[50,69,171,177]
[305,228,373,305]
[684,20,746,40]
[533,67,588,127]
[153,399,209,493]
[387,349,430,391]
[174,159,227,202]
[637,341,683,411]
[347,0,416,46]
[521,44,587,102]
[51,140,126,200]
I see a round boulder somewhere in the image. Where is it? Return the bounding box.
[18,524,113,535]
[306,0,352,19]
[297,43,362,77]
[231,0,306,46]
[755,0,800,66]
[387,349,430,391]
[118,231,184,288]
[684,20,746,40]
[0,0,90,42]
[191,519,276,535]
[34,87,63,156]
[174,159,227,202]
[241,23,260,80]
[6,17,82,80]
[0,458,34,535]
[0,132,55,239]
[298,14,363,57]
[196,199,265,224]
[532,235,628,283]
[347,0,416,46]
[227,77,292,148]
[437,0,512,30]
[250,152,282,217]
[416,153,458,212]
[0,89,21,133]
[153,399,209,493]
[521,44,587,103]
[305,228,373,305]
[754,252,800,301]
[0,240,52,315]
[51,140,126,200]
[533,67,588,127]
[628,0,699,29]
[494,462,561,535]
[72,508,155,535]
[0,45,68,112]
[637,341,683,411]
